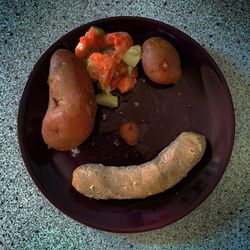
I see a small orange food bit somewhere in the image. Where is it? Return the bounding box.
[119,121,139,146]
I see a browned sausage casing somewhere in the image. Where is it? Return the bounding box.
[72,132,206,199]
[41,49,96,151]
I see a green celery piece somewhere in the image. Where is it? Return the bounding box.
[103,85,111,94]
[122,45,142,67]
[128,65,134,75]
[96,93,119,108]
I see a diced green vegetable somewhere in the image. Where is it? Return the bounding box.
[122,45,142,67]
[127,65,134,75]
[103,85,111,94]
[92,26,105,35]
[86,57,93,69]
[96,93,119,108]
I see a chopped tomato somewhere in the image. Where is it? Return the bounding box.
[102,48,116,59]
[105,32,133,49]
[118,68,138,94]
[130,67,138,78]
[110,67,138,93]
[110,76,122,90]
[75,27,140,98]
[85,27,106,49]
[114,61,128,76]
[87,52,116,90]
[75,37,90,58]
[75,27,106,59]
[117,75,137,94]
[105,32,133,62]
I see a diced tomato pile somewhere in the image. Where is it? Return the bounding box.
[87,52,116,90]
[75,26,139,94]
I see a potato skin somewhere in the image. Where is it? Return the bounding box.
[72,132,206,199]
[41,49,96,151]
[142,37,182,84]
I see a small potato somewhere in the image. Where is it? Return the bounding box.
[41,49,96,151]
[142,37,182,84]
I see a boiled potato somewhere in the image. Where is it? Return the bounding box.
[142,37,182,84]
[41,49,96,151]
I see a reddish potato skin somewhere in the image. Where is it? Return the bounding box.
[41,49,96,151]
[142,37,182,84]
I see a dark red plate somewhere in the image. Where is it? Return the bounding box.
[18,16,235,233]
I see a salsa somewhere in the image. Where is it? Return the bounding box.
[75,26,142,107]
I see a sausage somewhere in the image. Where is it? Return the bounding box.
[72,132,206,199]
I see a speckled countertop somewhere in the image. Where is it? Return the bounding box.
[0,0,249,249]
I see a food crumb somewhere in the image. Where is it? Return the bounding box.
[113,139,120,146]
[134,101,140,107]
[187,104,192,108]
[119,111,124,116]
[71,147,80,157]
[177,92,181,96]
[102,113,107,120]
